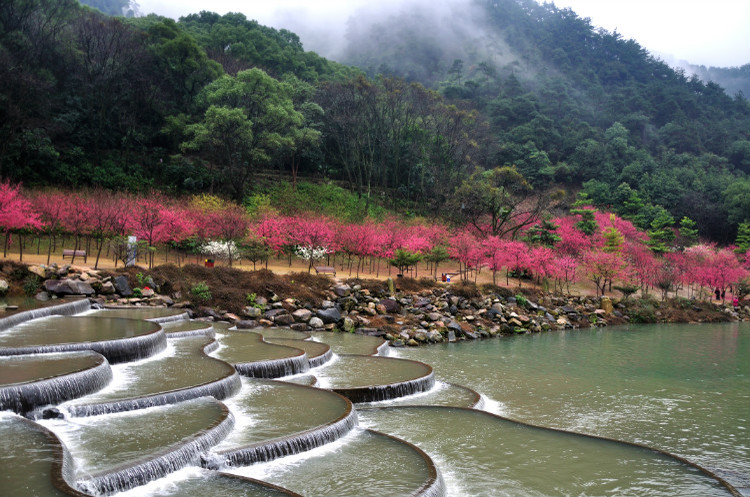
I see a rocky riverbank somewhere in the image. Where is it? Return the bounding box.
[2,261,749,346]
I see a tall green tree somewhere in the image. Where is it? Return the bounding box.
[646,208,675,253]
[180,68,303,200]
[449,166,546,239]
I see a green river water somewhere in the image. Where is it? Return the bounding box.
[2,315,748,496]
[388,321,750,494]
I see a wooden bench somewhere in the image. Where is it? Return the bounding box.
[62,249,87,259]
[314,266,337,276]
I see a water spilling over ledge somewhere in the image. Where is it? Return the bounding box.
[357,381,482,409]
[117,467,305,496]
[212,330,310,378]
[0,316,167,363]
[0,298,91,331]
[59,397,235,496]
[205,379,357,468]
[65,336,241,417]
[92,307,190,323]
[317,354,435,403]
[2,304,746,496]
[227,428,445,497]
[0,351,112,415]
[265,337,333,369]
[359,406,740,497]
[161,320,215,338]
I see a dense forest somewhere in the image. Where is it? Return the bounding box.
[1,0,749,243]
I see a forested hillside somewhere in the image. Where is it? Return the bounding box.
[340,0,750,241]
[1,0,749,243]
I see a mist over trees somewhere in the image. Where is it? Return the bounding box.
[1,0,749,242]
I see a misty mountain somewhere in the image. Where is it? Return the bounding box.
[78,0,136,17]
[331,0,750,240]
[681,63,750,99]
[2,0,749,242]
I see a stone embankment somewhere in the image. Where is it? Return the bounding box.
[3,263,750,347]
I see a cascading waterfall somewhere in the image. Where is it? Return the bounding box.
[0,329,168,364]
[307,347,333,369]
[234,354,310,378]
[1,355,112,416]
[205,403,358,469]
[66,338,241,416]
[0,299,91,331]
[334,371,436,403]
[145,312,190,324]
[165,324,215,339]
[66,371,242,417]
[76,403,236,496]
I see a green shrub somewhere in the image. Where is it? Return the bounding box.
[23,275,40,296]
[627,297,659,323]
[515,294,528,308]
[246,292,265,310]
[191,281,212,302]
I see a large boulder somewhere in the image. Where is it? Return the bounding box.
[0,278,8,295]
[43,279,95,296]
[308,317,325,329]
[243,306,262,318]
[273,314,295,326]
[113,275,132,297]
[236,320,259,329]
[292,308,313,322]
[316,307,342,325]
[380,298,401,313]
[264,308,289,320]
[332,284,351,297]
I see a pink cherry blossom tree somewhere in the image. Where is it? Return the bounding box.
[583,249,625,296]
[0,180,41,261]
[31,190,68,264]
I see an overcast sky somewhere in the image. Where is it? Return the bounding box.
[135,0,750,67]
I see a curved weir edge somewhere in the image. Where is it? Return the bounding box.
[76,400,235,496]
[367,428,446,497]
[66,340,241,417]
[233,350,310,379]
[370,405,743,497]
[10,416,91,497]
[374,338,389,356]
[331,355,435,403]
[1,354,112,416]
[307,346,333,369]
[165,325,215,339]
[204,382,357,469]
[101,306,190,323]
[0,326,168,364]
[0,299,91,331]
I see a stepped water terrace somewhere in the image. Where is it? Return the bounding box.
[46,396,233,495]
[0,300,746,496]
[315,354,435,402]
[64,335,240,416]
[212,330,310,378]
[86,307,190,323]
[207,378,356,467]
[0,351,111,414]
[0,315,165,363]
[160,319,215,338]
[311,331,388,356]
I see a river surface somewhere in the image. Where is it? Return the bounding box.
[3,312,748,496]
[388,321,750,493]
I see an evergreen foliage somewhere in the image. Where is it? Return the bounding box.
[1,0,749,243]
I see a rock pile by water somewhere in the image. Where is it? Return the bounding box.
[6,263,750,347]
